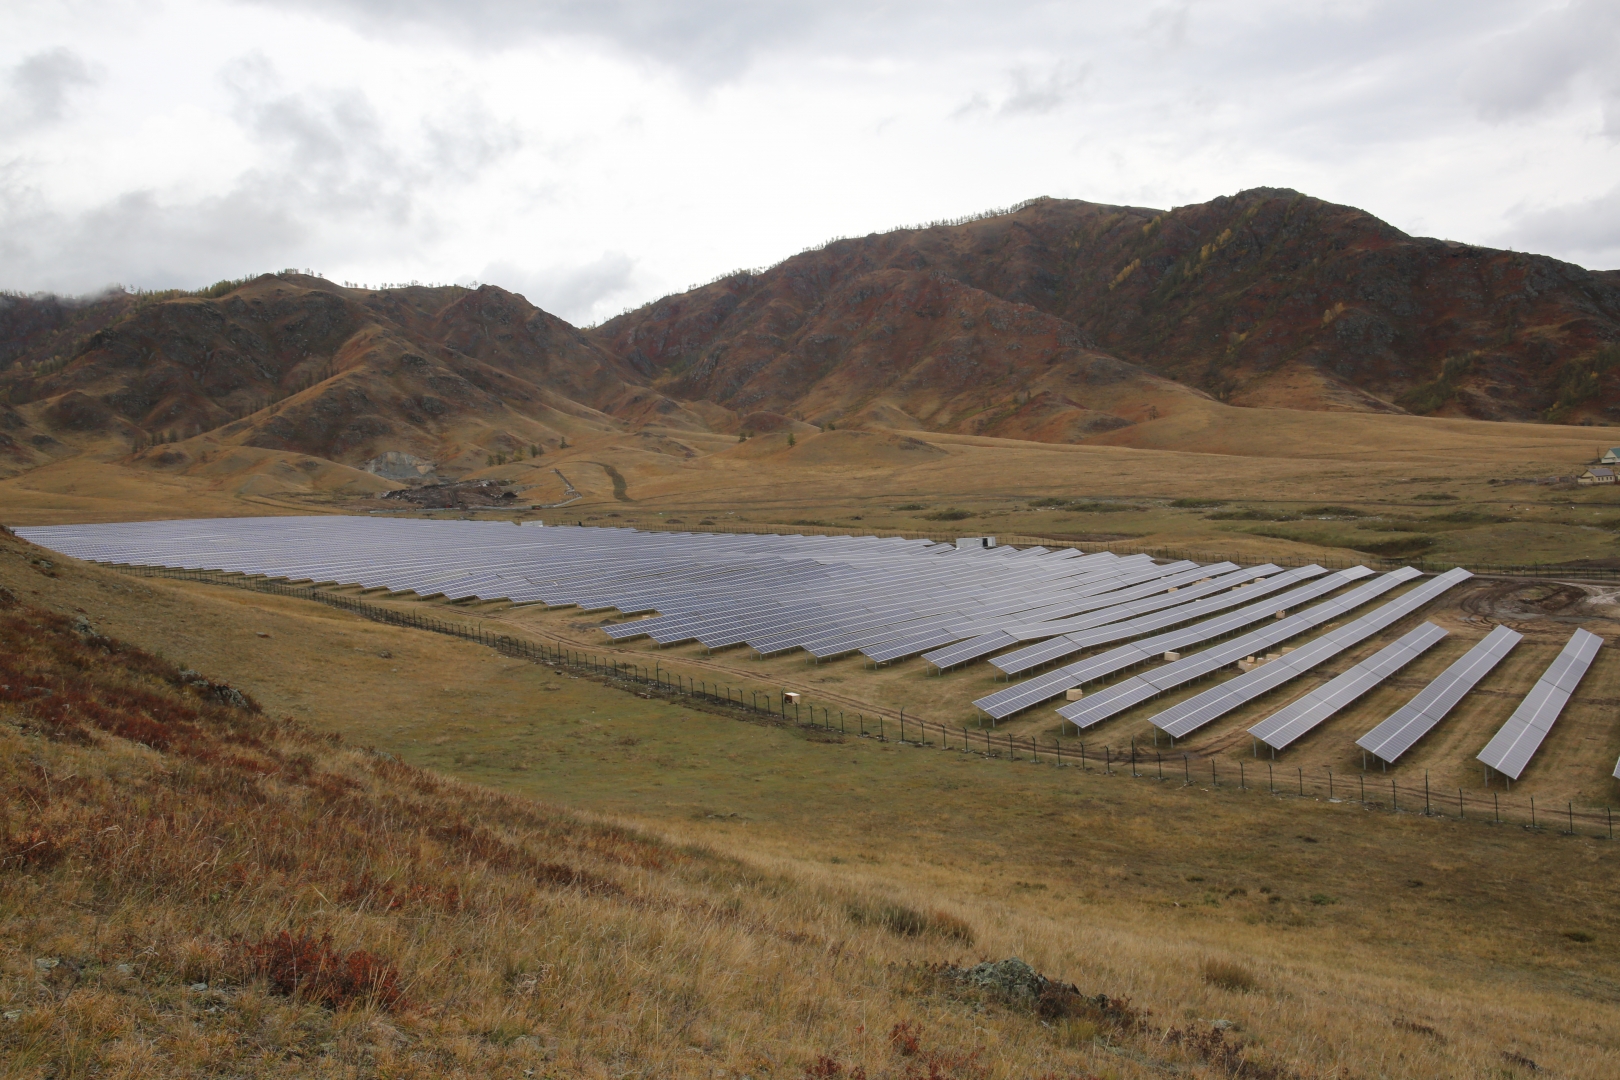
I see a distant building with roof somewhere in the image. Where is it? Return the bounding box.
[1578,467,1616,485]
[1601,448,1620,465]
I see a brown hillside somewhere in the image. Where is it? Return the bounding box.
[591,263,1212,441]
[0,276,708,478]
[595,189,1620,423]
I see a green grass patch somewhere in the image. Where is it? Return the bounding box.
[1208,508,1301,522]
[1171,498,1227,508]
[1301,506,1367,517]
[923,508,975,521]
[1243,525,1437,557]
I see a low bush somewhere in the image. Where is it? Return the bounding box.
[243,929,405,1010]
[1208,508,1300,522]
[846,900,972,941]
[1201,958,1259,992]
[1171,498,1226,508]
[923,509,975,521]
[1065,501,1145,513]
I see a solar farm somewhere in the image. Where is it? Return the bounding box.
[17,514,1618,788]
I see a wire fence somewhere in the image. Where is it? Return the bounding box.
[113,563,1618,841]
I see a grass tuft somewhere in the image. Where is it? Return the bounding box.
[1201,958,1259,993]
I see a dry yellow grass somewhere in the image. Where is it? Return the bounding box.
[4,533,1618,1078]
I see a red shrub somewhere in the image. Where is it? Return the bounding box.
[889,1021,922,1056]
[243,929,405,1010]
[3,827,69,869]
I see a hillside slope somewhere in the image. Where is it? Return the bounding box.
[0,277,707,479]
[595,190,1620,422]
[589,257,1214,441]
[0,526,1120,1078]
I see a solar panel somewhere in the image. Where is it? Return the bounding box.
[1357,624,1521,763]
[1477,628,1603,780]
[1248,622,1448,751]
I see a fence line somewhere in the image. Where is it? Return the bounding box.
[111,563,1615,841]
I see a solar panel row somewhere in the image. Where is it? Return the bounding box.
[1247,622,1449,751]
[1139,568,1471,739]
[1357,624,1522,764]
[1477,628,1603,780]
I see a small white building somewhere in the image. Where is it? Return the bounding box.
[956,536,997,550]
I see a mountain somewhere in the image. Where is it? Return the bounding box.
[0,275,704,479]
[593,189,1620,423]
[4,187,1619,491]
[589,261,1209,441]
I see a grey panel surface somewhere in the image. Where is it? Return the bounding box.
[1141,568,1470,739]
[975,566,1371,721]
[1477,628,1603,780]
[1357,624,1521,763]
[1248,622,1448,751]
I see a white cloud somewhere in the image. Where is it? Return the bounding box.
[2,46,97,131]
[2,0,1618,308]
[1459,0,1620,125]
[1501,184,1620,269]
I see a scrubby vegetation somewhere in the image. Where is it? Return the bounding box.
[0,585,1181,1078]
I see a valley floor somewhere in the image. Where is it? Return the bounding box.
[4,534,1616,1078]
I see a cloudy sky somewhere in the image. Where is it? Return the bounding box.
[3,0,1617,324]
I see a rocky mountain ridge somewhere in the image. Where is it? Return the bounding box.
[3,187,1617,483]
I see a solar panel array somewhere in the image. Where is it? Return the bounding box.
[988,563,1320,676]
[1248,622,1448,752]
[22,518,1519,758]
[921,562,1257,671]
[974,566,1368,721]
[1052,566,1422,731]
[1140,568,1472,739]
[1477,627,1603,780]
[1357,624,1522,764]
[18,517,1281,679]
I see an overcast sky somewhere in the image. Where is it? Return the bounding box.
[3,0,1617,324]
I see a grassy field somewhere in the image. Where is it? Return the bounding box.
[6,535,1617,1078]
[6,404,1620,569]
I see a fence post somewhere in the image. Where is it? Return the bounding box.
[1532,797,1537,829]
[1424,771,1430,816]
[1568,802,1575,836]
